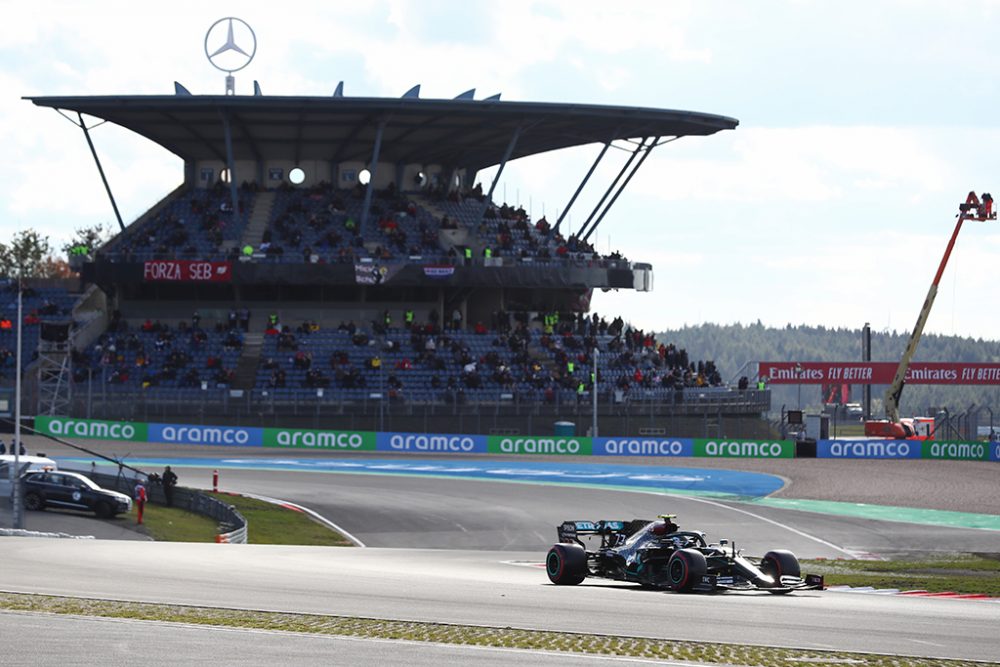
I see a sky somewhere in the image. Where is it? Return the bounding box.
[2,1,1000,340]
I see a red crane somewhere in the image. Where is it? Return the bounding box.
[864,192,995,439]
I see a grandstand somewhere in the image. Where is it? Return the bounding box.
[14,89,772,436]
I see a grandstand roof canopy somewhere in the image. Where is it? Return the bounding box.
[26,95,738,172]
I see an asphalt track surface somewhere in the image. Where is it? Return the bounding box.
[3,436,1000,662]
[2,538,999,662]
[1,611,663,666]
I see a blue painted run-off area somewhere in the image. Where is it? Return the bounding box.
[60,457,784,499]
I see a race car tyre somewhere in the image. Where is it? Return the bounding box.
[761,550,801,593]
[667,548,707,593]
[23,492,44,511]
[546,543,588,585]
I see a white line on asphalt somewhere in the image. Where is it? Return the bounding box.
[658,493,858,557]
[909,639,946,647]
[236,492,367,547]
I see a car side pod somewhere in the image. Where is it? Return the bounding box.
[546,543,588,585]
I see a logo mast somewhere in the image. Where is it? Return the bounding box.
[204,17,257,95]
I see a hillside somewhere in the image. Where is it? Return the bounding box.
[657,322,1000,417]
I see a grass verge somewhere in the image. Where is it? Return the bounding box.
[135,493,352,546]
[804,554,1000,595]
[207,493,353,546]
[0,592,992,667]
[137,503,219,542]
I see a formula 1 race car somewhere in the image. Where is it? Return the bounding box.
[545,515,824,594]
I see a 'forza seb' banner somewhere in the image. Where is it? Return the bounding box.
[693,439,794,458]
[487,435,592,455]
[143,260,232,282]
[263,427,376,450]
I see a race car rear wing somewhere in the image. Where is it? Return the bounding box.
[558,519,650,546]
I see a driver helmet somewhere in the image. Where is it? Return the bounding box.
[649,520,669,535]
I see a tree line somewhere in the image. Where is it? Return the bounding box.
[0,225,111,279]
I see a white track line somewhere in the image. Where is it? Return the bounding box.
[234,492,366,547]
[665,493,858,557]
[228,471,853,556]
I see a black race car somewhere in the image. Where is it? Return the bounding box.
[546,515,823,594]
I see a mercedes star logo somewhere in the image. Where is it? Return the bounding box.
[204,17,256,73]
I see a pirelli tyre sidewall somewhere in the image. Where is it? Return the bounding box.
[761,549,801,592]
[667,548,707,593]
[546,543,588,585]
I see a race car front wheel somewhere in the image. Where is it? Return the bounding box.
[667,548,707,593]
[546,543,588,585]
[761,550,801,593]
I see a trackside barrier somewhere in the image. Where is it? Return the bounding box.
[33,416,1000,462]
[83,469,248,544]
[215,524,248,544]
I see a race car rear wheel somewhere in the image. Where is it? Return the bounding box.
[546,543,588,585]
[667,548,707,593]
[761,550,800,593]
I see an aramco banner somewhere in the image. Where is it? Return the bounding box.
[30,416,1000,461]
[758,362,1000,385]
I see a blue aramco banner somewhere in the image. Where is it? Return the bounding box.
[817,439,921,459]
[376,431,488,453]
[148,423,264,447]
[592,437,694,457]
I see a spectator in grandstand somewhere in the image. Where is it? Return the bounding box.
[180,368,200,387]
[213,368,234,387]
[239,308,250,332]
[223,330,243,351]
[293,350,312,370]
[304,369,329,388]
[268,368,286,389]
[277,330,297,351]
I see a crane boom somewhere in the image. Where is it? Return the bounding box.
[882,218,963,423]
[866,192,994,438]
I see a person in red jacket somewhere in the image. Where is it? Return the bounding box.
[134,480,148,525]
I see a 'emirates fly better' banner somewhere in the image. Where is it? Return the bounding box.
[758,361,1000,385]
